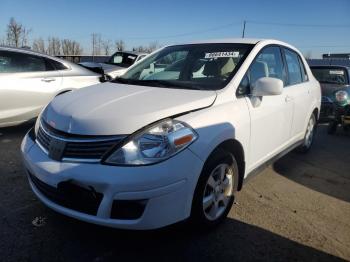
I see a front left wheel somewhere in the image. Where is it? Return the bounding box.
[190,149,238,228]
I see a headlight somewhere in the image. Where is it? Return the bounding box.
[34,106,48,136]
[34,117,40,136]
[103,119,198,165]
[335,90,348,103]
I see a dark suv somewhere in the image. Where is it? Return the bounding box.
[310,65,350,134]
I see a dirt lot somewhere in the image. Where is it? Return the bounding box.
[0,123,349,262]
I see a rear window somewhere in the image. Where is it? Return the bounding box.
[311,67,349,85]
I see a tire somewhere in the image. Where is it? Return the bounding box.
[190,148,238,229]
[297,113,317,153]
[327,121,337,135]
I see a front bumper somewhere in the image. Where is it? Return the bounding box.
[320,100,350,123]
[21,131,204,230]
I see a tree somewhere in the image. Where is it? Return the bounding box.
[61,39,83,55]
[303,50,312,59]
[32,38,46,53]
[91,33,102,56]
[147,41,159,52]
[115,39,125,51]
[6,17,30,47]
[131,42,161,53]
[102,39,111,55]
[47,37,61,55]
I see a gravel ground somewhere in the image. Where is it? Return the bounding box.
[0,123,349,262]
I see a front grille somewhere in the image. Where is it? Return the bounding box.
[36,120,125,162]
[28,171,103,216]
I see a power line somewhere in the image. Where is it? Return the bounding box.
[246,20,350,28]
[124,22,242,40]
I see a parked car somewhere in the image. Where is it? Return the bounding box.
[21,39,321,230]
[79,51,148,79]
[310,65,350,134]
[0,47,102,128]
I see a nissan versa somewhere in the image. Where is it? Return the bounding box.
[21,39,321,230]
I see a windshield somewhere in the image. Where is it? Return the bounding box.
[107,52,138,67]
[311,67,349,85]
[113,43,254,90]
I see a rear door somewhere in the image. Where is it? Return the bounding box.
[238,46,294,170]
[282,48,311,139]
[0,51,62,126]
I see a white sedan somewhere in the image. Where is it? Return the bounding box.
[0,47,101,127]
[22,38,321,230]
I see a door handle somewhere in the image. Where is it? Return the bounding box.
[41,78,56,83]
[285,95,293,102]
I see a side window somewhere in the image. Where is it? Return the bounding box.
[0,51,12,73]
[48,59,68,70]
[297,56,308,82]
[0,51,53,73]
[237,46,285,96]
[284,49,303,85]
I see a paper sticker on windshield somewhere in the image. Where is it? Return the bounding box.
[128,55,136,60]
[329,70,344,75]
[205,51,239,59]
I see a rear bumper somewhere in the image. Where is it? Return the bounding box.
[21,131,204,230]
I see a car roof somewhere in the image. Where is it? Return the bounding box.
[170,38,300,53]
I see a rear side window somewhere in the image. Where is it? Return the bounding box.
[237,46,285,96]
[48,59,68,70]
[298,56,308,82]
[284,49,303,85]
[0,51,53,73]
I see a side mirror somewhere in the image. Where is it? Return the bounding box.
[252,77,283,96]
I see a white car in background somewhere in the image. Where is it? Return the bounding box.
[79,51,148,79]
[22,39,321,230]
[0,47,101,127]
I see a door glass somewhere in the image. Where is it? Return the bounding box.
[250,46,285,86]
[0,51,47,73]
[284,49,303,85]
[238,46,285,95]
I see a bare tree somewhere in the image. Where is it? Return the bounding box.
[303,50,312,59]
[91,33,102,56]
[115,39,125,51]
[47,37,61,55]
[21,27,31,47]
[102,39,111,55]
[6,17,30,48]
[61,39,83,55]
[132,42,160,53]
[147,41,159,52]
[0,37,6,46]
[32,38,46,53]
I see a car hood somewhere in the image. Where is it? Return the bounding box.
[42,82,216,135]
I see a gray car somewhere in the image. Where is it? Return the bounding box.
[0,47,101,127]
[79,51,148,79]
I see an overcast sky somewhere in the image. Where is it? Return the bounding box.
[1,0,350,58]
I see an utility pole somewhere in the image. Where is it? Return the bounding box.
[242,20,246,38]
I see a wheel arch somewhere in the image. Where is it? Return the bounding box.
[202,139,246,192]
[55,89,73,97]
